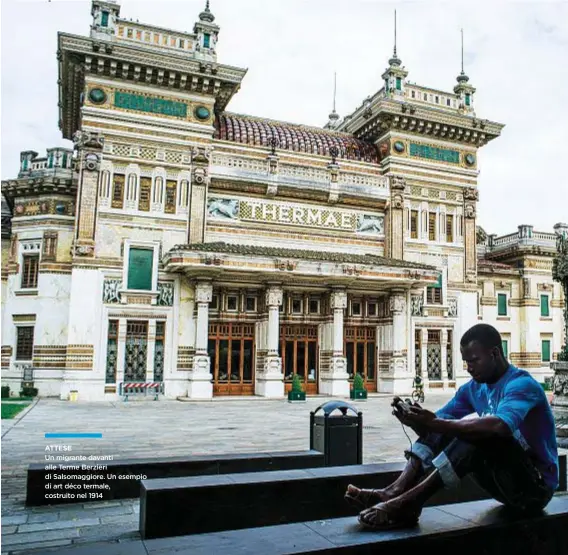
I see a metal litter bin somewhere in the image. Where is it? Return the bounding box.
[310,401,362,466]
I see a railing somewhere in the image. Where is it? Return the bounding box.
[279,164,328,183]
[339,172,388,189]
[115,22,196,55]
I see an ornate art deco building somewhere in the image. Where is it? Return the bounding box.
[2,1,561,400]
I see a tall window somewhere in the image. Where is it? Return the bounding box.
[101,11,109,27]
[154,322,165,382]
[396,77,402,90]
[127,248,153,290]
[446,214,454,243]
[138,177,151,211]
[203,33,211,48]
[541,339,551,363]
[112,174,125,209]
[497,293,508,316]
[426,274,442,304]
[540,294,550,317]
[21,255,39,289]
[410,210,418,239]
[106,320,118,384]
[501,339,509,359]
[16,326,34,361]
[428,212,437,241]
[165,180,177,214]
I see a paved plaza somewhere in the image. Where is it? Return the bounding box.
[1,393,454,554]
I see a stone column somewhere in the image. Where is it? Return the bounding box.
[379,290,412,394]
[440,328,449,388]
[463,187,479,284]
[519,276,542,372]
[187,147,210,244]
[320,289,349,396]
[256,284,284,397]
[385,176,406,260]
[188,280,213,399]
[72,131,105,257]
[146,320,156,382]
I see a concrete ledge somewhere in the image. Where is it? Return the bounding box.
[140,454,568,540]
[25,495,568,555]
[26,450,324,506]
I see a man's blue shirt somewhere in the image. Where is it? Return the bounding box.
[436,365,558,490]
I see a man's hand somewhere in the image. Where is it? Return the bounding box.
[391,397,436,436]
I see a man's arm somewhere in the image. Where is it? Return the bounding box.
[427,415,511,441]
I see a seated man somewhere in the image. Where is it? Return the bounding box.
[345,323,558,530]
[413,374,423,391]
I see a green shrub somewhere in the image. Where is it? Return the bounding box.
[1,386,10,399]
[291,374,304,393]
[353,373,366,391]
[20,387,38,398]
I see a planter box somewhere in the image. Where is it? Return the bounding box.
[288,391,306,402]
[350,389,367,400]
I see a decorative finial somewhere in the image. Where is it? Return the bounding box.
[460,28,464,75]
[389,10,401,67]
[457,28,469,83]
[394,10,397,58]
[327,72,340,128]
[199,0,215,23]
[333,72,337,113]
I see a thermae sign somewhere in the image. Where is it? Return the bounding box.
[207,198,385,235]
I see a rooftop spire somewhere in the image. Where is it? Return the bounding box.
[389,10,402,67]
[457,28,469,83]
[199,0,215,23]
[327,72,340,128]
[461,28,464,74]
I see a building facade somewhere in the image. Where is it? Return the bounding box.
[477,224,566,383]
[1,1,562,400]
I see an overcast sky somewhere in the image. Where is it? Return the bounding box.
[1,0,567,234]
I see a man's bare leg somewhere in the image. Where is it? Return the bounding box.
[358,469,444,527]
[345,453,425,507]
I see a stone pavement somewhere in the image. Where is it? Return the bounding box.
[0,393,453,554]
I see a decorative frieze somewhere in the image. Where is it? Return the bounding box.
[65,345,94,371]
[207,197,385,235]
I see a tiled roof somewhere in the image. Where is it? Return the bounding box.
[170,242,436,270]
[215,113,379,163]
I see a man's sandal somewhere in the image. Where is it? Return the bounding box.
[358,502,421,531]
[344,484,390,511]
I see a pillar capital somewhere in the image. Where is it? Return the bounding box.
[389,290,407,315]
[265,284,283,307]
[195,280,213,304]
[330,289,347,310]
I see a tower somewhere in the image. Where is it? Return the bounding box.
[193,1,220,62]
[381,10,408,98]
[454,29,476,115]
[90,0,120,41]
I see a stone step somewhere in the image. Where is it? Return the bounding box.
[140,453,568,540]
[25,495,568,555]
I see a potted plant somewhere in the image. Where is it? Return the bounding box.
[350,372,367,400]
[288,374,306,402]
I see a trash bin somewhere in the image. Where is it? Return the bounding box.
[310,400,362,466]
[69,390,78,402]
